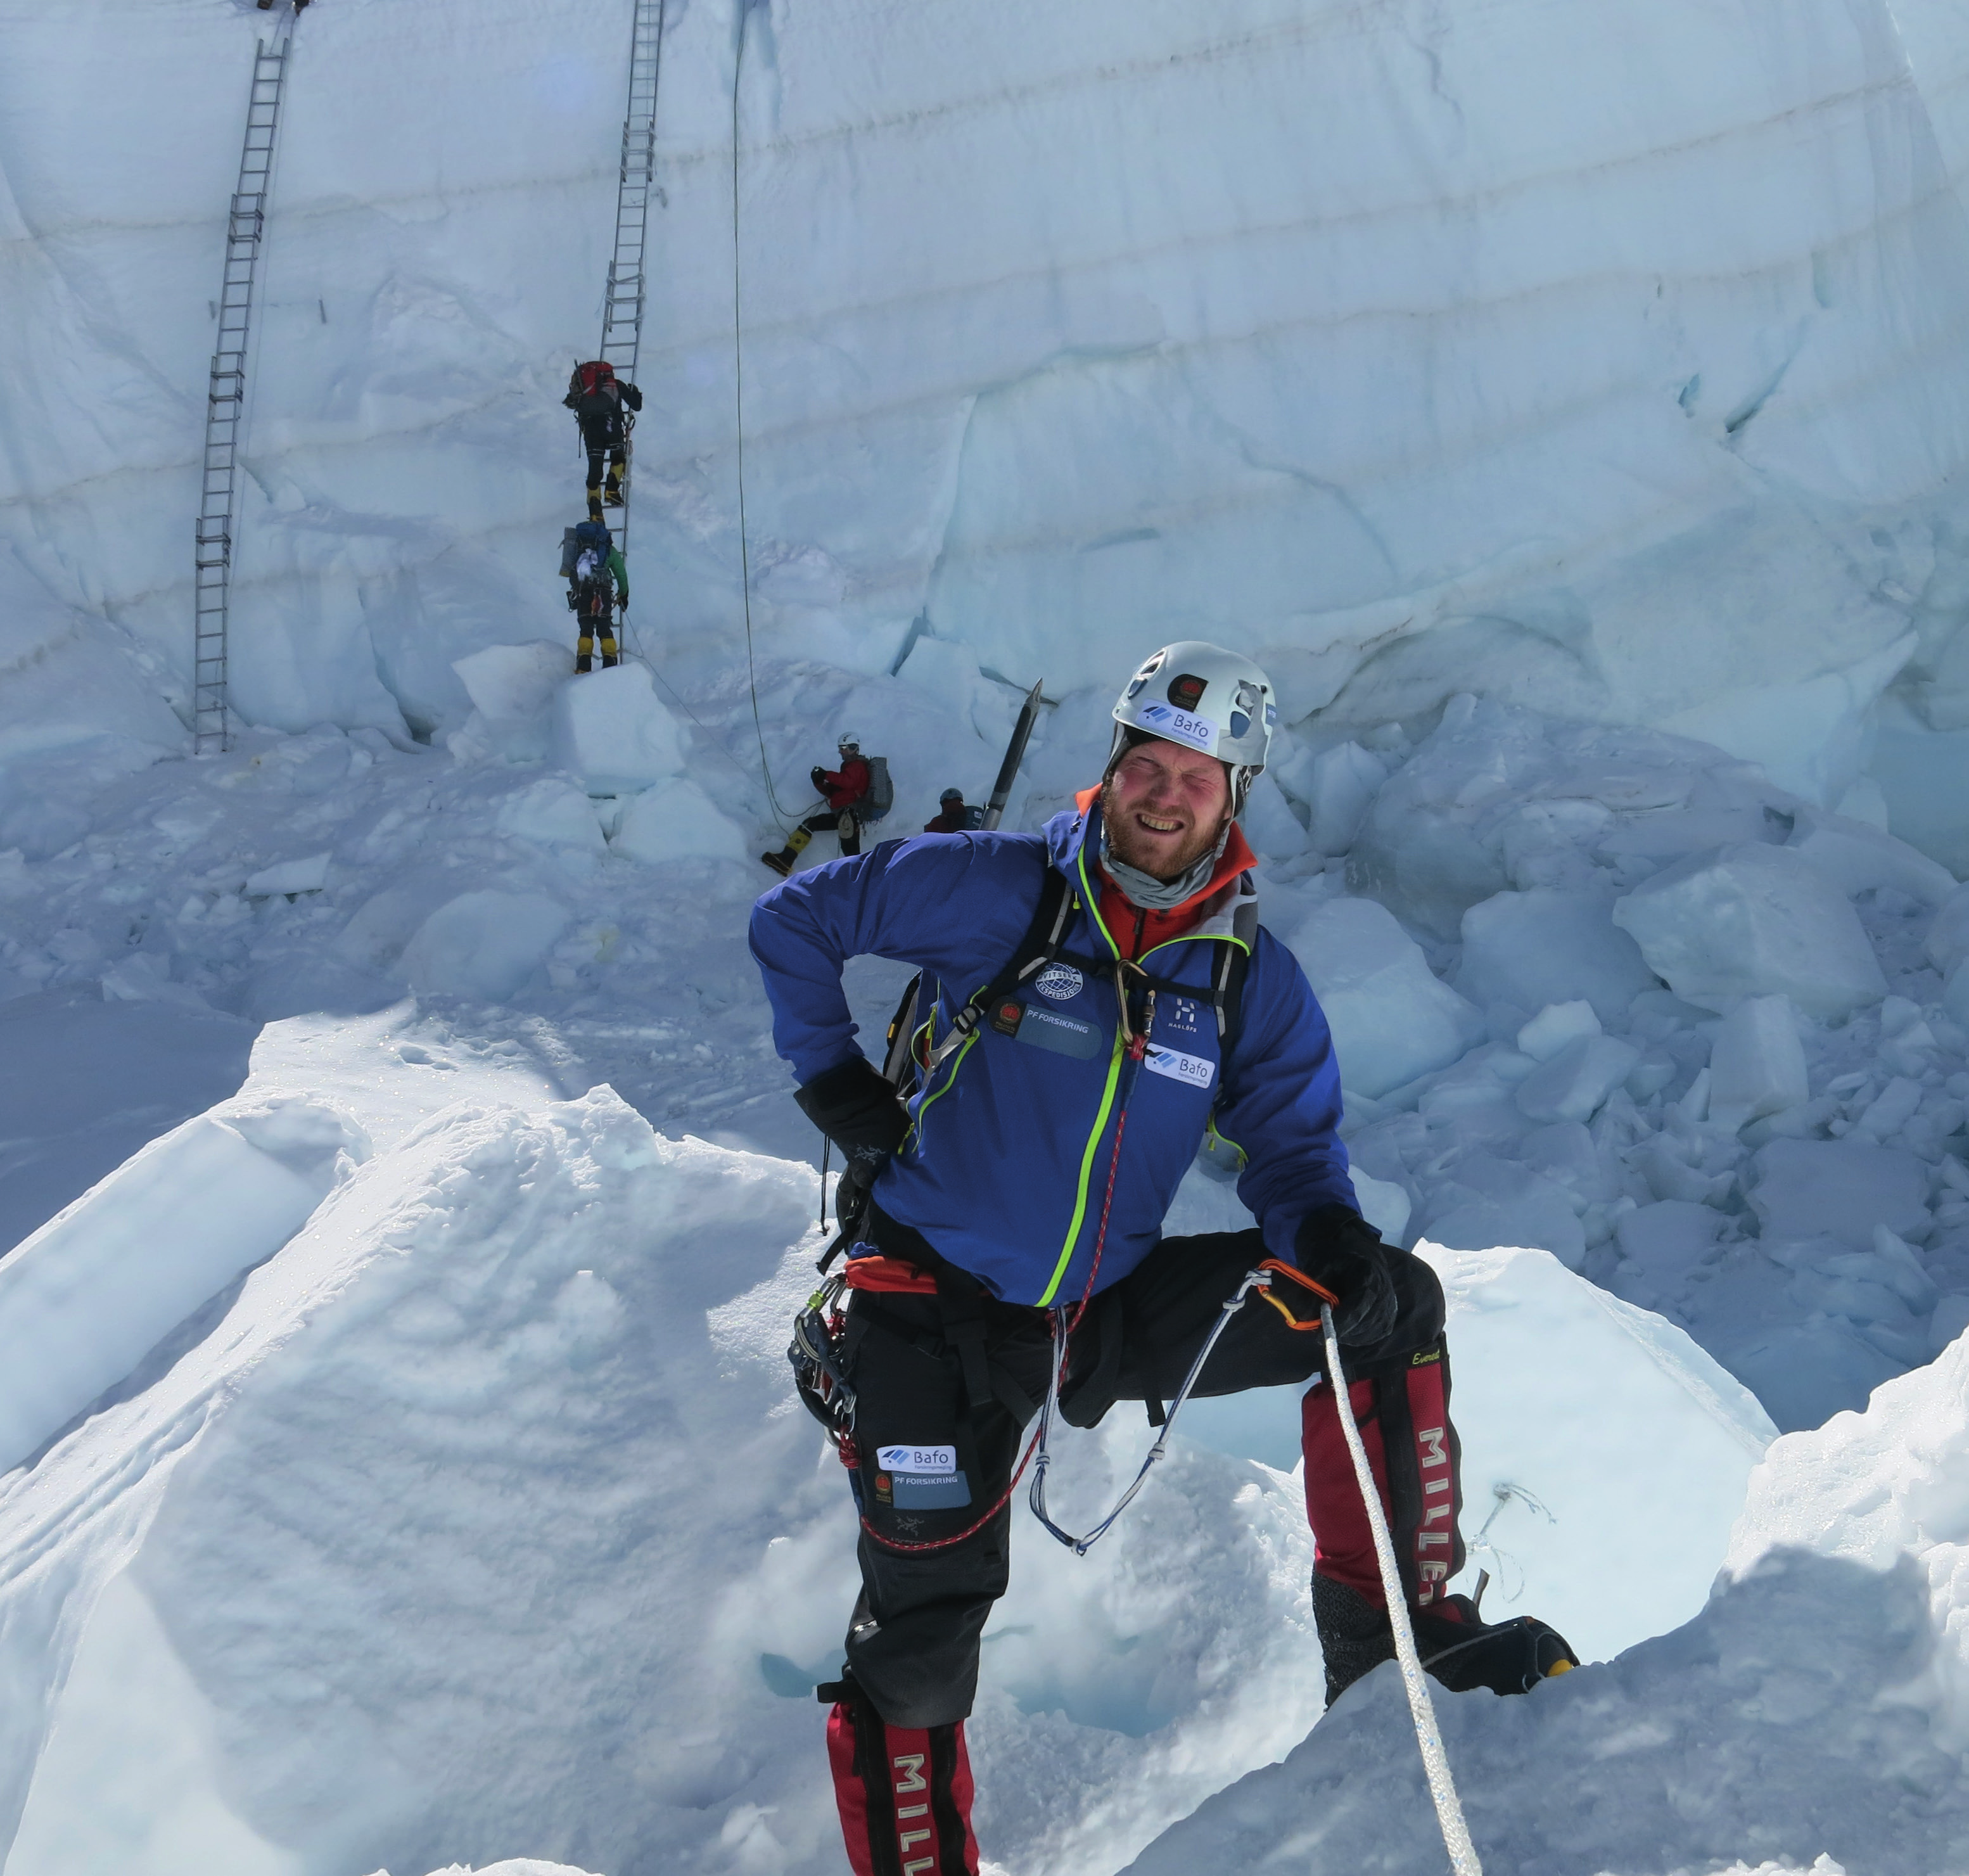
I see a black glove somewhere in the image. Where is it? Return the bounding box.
[810,765,829,791]
[798,1059,908,1239]
[1294,1205,1399,1346]
[795,1057,909,1160]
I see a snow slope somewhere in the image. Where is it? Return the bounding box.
[1127,1331,1969,1876]
[0,1007,1785,1876]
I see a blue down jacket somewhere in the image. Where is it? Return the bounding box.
[748,802,1356,1306]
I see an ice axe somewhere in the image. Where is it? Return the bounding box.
[979,679,1047,831]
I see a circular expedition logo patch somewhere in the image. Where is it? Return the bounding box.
[1034,963,1085,1002]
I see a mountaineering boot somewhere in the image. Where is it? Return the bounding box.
[1313,1574,1576,1705]
[1411,1590,1576,1694]
[601,653,620,670]
[574,654,594,675]
[821,1671,980,1876]
[603,482,625,507]
[763,824,815,872]
[585,483,604,521]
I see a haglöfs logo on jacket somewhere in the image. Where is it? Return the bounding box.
[1034,963,1084,1002]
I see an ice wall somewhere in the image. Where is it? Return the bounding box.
[8,0,1969,828]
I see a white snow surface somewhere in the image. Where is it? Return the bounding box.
[0,1014,1779,1876]
[7,0,1969,1869]
[1126,1325,1969,1876]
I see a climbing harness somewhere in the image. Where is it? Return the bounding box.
[786,1262,1049,1556]
[1318,1297,1485,1876]
[796,867,1270,1562]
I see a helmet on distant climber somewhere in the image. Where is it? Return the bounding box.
[939,787,964,804]
[1107,641,1276,815]
[837,732,862,753]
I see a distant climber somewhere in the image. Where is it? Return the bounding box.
[562,520,627,674]
[761,734,874,876]
[923,787,982,833]
[563,360,644,520]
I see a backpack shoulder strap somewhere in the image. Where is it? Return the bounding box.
[922,856,1073,1072]
[1211,897,1258,1065]
[880,974,924,1091]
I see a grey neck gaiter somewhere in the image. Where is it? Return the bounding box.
[1098,820,1229,911]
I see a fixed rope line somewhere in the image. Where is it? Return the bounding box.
[194,28,293,753]
[1321,1300,1485,1875]
[731,15,800,832]
[643,658,798,799]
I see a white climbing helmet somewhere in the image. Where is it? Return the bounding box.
[1109,641,1277,812]
[837,731,862,752]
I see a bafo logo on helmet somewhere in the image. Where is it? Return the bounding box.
[1136,701,1217,753]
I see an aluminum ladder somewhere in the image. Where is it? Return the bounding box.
[597,0,665,552]
[194,34,291,753]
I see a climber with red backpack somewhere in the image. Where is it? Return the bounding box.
[563,359,644,521]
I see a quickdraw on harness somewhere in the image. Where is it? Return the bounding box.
[787,1255,1049,1555]
[1027,1257,1339,1555]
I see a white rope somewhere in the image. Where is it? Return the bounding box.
[1320,1301,1484,1876]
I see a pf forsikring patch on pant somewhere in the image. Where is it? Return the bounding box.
[873,1468,973,1510]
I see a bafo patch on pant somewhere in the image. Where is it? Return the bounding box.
[872,1443,971,1510]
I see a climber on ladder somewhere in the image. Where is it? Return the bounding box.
[563,520,628,674]
[564,359,643,520]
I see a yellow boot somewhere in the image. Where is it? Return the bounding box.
[761,826,812,876]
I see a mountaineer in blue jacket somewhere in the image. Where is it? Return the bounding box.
[751,642,1575,1876]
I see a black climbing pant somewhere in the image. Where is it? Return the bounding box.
[834,1204,1458,1729]
[800,810,862,858]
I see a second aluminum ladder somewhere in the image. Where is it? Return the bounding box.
[194,33,292,753]
[597,0,665,552]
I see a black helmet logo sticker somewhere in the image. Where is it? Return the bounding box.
[1168,672,1208,710]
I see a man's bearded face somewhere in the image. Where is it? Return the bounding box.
[1100,738,1231,883]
